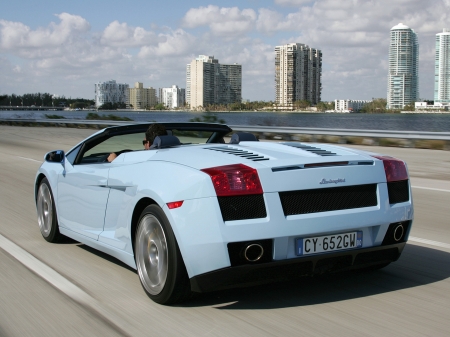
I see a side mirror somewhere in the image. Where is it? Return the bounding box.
[45,150,65,170]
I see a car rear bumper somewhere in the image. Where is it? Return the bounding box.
[189,242,406,293]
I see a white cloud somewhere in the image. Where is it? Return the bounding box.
[274,0,313,6]
[101,21,160,47]
[182,5,257,37]
[0,13,90,50]
[138,29,197,57]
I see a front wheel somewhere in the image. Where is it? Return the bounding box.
[135,205,191,304]
[36,178,62,243]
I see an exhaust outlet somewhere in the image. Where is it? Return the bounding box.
[244,244,264,262]
[393,224,404,242]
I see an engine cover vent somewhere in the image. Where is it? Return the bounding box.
[282,143,337,156]
[207,146,270,161]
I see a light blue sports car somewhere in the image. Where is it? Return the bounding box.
[35,122,413,304]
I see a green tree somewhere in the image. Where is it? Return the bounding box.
[155,103,166,110]
[316,101,334,112]
[293,100,311,110]
[189,112,225,124]
[98,102,113,110]
[361,98,388,113]
[403,103,415,111]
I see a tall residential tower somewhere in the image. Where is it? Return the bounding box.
[435,29,450,105]
[275,43,322,107]
[186,55,242,110]
[94,80,129,107]
[387,23,419,109]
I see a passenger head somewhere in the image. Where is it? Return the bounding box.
[144,123,167,150]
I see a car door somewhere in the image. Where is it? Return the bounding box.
[57,159,110,240]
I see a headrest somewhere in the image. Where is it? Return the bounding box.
[229,132,259,144]
[150,135,181,149]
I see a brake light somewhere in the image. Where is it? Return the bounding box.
[201,164,263,196]
[167,201,184,209]
[372,155,408,182]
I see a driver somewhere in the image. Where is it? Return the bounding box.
[107,123,168,162]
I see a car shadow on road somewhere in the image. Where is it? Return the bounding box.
[76,244,136,273]
[180,244,450,309]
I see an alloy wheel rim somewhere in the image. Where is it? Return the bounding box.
[136,214,168,296]
[37,183,52,237]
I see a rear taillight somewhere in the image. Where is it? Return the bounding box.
[372,155,408,182]
[201,164,263,196]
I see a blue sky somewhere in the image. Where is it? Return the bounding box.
[1,0,449,101]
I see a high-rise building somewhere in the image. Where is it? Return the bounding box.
[159,85,186,109]
[387,23,419,109]
[435,28,450,105]
[94,80,129,107]
[186,55,242,110]
[275,43,322,108]
[128,82,157,110]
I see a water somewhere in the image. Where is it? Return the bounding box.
[1,110,449,132]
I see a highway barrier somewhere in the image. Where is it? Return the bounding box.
[1,118,449,151]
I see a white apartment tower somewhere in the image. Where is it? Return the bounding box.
[387,23,419,109]
[159,85,186,109]
[435,29,450,104]
[334,99,371,112]
[94,80,129,107]
[128,82,157,110]
[275,43,322,107]
[186,55,242,110]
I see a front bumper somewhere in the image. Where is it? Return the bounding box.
[189,242,406,293]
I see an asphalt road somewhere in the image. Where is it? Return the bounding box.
[0,126,449,337]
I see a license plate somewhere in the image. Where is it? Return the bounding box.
[296,231,363,256]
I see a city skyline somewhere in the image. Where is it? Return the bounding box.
[1,0,449,102]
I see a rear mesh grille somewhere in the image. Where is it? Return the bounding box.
[279,184,378,215]
[387,180,409,204]
[218,194,267,221]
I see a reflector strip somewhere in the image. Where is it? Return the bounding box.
[167,201,184,209]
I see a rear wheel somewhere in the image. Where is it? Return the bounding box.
[36,178,62,243]
[135,205,191,304]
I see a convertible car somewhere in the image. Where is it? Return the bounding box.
[35,122,413,304]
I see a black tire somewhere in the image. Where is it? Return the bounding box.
[135,205,191,305]
[36,178,62,243]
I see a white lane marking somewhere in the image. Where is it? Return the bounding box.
[409,236,450,250]
[412,186,450,193]
[0,234,130,336]
[17,156,41,163]
[0,234,94,303]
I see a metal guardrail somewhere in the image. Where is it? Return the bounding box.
[1,118,449,150]
[230,125,450,141]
